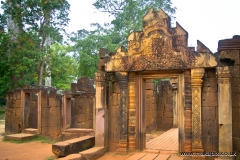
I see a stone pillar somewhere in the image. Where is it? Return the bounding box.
[115,72,128,154]
[128,72,136,152]
[216,66,232,159]
[94,71,108,150]
[170,79,178,128]
[191,68,204,152]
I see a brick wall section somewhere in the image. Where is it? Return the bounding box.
[145,79,157,133]
[201,69,218,152]
[108,76,120,152]
[156,80,173,131]
[5,89,22,134]
[41,89,61,140]
[71,95,94,129]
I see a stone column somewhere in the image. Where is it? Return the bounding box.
[94,71,108,149]
[115,72,128,154]
[191,68,204,152]
[170,79,178,128]
[216,66,232,159]
[128,72,136,152]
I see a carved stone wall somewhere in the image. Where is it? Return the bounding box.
[184,70,192,152]
[218,36,240,158]
[5,89,22,134]
[201,69,218,152]
[157,80,173,131]
[41,89,61,139]
[145,79,157,133]
[70,95,94,129]
[5,77,95,141]
[108,74,120,151]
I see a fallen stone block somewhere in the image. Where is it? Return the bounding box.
[52,135,95,157]
[79,147,105,160]
[58,154,82,160]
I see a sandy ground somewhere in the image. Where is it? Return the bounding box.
[0,121,162,160]
[0,121,56,160]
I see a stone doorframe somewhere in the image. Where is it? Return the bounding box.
[21,89,42,134]
[132,71,185,151]
[62,94,73,131]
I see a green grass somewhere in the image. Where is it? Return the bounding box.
[3,135,56,144]
[0,106,6,119]
[44,156,56,160]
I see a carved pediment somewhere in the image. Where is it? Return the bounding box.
[103,8,217,72]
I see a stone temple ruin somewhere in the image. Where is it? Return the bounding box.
[4,8,240,159]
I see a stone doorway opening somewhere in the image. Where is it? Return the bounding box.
[135,72,184,152]
[22,90,41,134]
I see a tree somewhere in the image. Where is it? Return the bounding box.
[49,43,78,90]
[70,0,176,78]
[1,0,70,85]
[71,28,118,78]
[93,0,176,46]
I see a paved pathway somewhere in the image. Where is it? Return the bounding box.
[126,128,182,160]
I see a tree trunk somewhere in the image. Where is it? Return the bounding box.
[38,59,45,85]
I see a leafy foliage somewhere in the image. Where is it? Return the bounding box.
[93,0,176,46]
[49,44,78,90]
[1,0,70,85]
[71,0,176,78]
[71,28,118,78]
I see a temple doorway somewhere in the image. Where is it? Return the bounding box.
[135,72,184,152]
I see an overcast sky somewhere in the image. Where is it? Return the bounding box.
[65,0,240,53]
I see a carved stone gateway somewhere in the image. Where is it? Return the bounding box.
[94,7,240,158]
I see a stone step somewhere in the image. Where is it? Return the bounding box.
[52,135,95,157]
[61,128,94,141]
[4,133,37,141]
[58,154,82,160]
[79,147,105,160]
[23,128,38,135]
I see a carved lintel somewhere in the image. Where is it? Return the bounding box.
[191,68,204,152]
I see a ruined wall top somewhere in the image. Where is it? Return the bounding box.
[99,8,218,72]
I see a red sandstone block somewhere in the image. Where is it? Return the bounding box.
[49,107,60,117]
[146,79,153,83]
[42,126,50,136]
[13,100,21,108]
[49,125,61,137]
[30,93,38,101]
[30,101,37,108]
[202,135,213,152]
[11,116,22,124]
[202,107,216,121]
[11,123,21,133]
[164,111,173,118]
[146,90,154,96]
[146,83,154,90]
[77,114,85,123]
[49,89,57,98]
[162,117,173,125]
[41,89,48,101]
[49,98,60,107]
[6,108,14,116]
[49,116,61,126]
[112,93,118,106]
[13,90,21,100]
[15,108,22,117]
[202,93,217,107]
[5,122,12,134]
[113,83,120,93]
[71,83,77,91]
